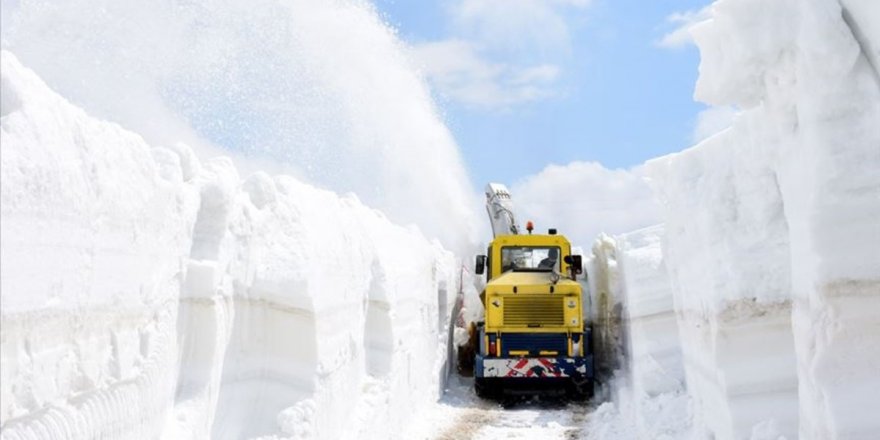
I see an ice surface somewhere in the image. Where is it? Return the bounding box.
[0,50,462,439]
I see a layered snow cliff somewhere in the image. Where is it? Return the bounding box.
[0,50,460,439]
[643,0,880,438]
[590,2,879,439]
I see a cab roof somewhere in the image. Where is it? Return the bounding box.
[490,233,571,247]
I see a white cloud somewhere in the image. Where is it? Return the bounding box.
[510,161,662,248]
[692,105,738,143]
[450,0,590,54]
[656,6,713,49]
[410,40,560,108]
[510,65,560,85]
[407,0,591,110]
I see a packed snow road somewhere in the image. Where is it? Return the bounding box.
[405,376,596,440]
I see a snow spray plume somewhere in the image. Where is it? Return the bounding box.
[0,0,479,253]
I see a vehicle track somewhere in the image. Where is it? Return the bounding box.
[419,376,593,440]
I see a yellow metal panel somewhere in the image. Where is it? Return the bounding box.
[482,232,586,334]
[539,350,559,356]
[486,293,582,333]
[509,350,529,356]
[487,272,581,294]
[486,295,504,327]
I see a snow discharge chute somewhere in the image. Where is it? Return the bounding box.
[484,183,520,237]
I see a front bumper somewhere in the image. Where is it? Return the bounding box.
[476,355,592,379]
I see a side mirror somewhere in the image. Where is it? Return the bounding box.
[564,255,583,275]
[475,255,487,275]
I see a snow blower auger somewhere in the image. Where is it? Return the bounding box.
[465,183,595,401]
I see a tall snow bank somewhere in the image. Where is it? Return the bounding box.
[648,0,880,437]
[616,226,686,398]
[0,49,194,439]
[0,0,480,254]
[0,50,461,439]
[648,114,800,440]
[586,227,691,439]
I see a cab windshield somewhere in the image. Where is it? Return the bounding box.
[500,246,560,273]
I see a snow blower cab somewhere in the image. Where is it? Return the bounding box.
[469,184,594,400]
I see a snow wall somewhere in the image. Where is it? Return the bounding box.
[599,1,880,439]
[591,1,879,439]
[586,227,691,440]
[0,50,462,439]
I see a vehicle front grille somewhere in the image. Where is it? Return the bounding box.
[502,295,564,326]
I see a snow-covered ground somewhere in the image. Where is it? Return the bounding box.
[406,376,592,440]
[2,0,879,439]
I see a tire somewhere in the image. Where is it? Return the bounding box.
[569,378,594,401]
[474,378,497,400]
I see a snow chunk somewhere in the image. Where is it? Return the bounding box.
[169,142,201,182]
[242,171,277,209]
[152,147,183,183]
[277,399,317,438]
[0,60,22,116]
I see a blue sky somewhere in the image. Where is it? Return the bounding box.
[376,0,714,187]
